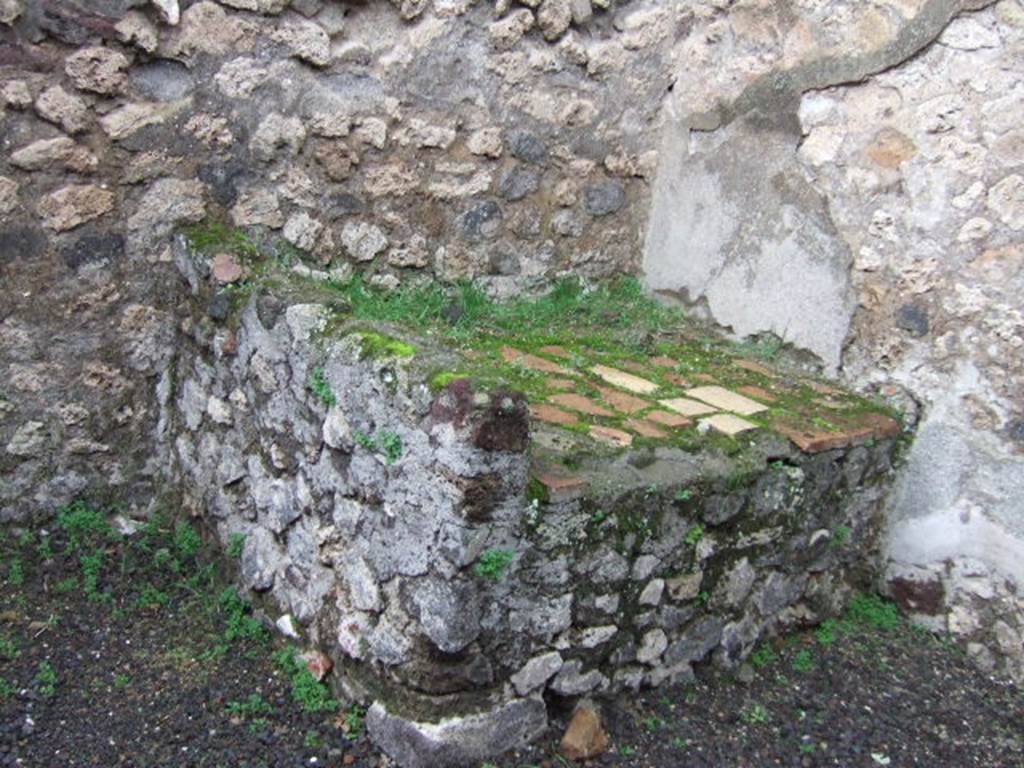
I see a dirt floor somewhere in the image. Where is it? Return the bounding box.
[1,506,1021,768]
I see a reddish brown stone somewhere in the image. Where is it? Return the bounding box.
[219,330,239,357]
[533,469,588,502]
[694,373,717,383]
[590,425,633,447]
[473,389,530,452]
[738,385,777,403]
[650,355,678,368]
[301,650,333,682]
[889,576,945,615]
[501,346,574,376]
[530,403,579,426]
[538,345,572,359]
[596,386,650,415]
[665,373,692,388]
[560,706,610,761]
[646,410,692,428]
[549,393,614,417]
[735,359,774,377]
[619,360,651,375]
[627,419,668,439]
[212,252,244,284]
[804,379,841,396]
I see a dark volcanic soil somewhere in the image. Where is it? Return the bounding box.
[1,509,1021,768]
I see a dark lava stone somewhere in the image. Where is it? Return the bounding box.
[458,200,502,241]
[0,226,48,263]
[584,180,627,217]
[208,291,231,322]
[62,231,124,270]
[896,303,929,337]
[507,130,549,165]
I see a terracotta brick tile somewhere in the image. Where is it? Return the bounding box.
[804,379,841,396]
[772,412,900,453]
[501,346,574,376]
[549,393,614,417]
[646,410,693,428]
[530,403,579,426]
[734,359,774,377]
[627,419,669,439]
[650,356,678,368]
[665,373,692,388]
[596,386,650,415]
[538,345,573,359]
[738,385,777,403]
[591,364,659,395]
[694,373,717,384]
[685,386,768,416]
[545,378,576,391]
[590,425,633,448]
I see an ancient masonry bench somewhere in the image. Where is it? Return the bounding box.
[170,241,903,768]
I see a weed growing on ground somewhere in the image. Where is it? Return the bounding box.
[741,703,770,725]
[831,525,852,549]
[226,693,274,718]
[474,549,516,582]
[35,661,57,697]
[345,704,367,739]
[792,648,815,673]
[0,635,19,660]
[273,646,338,714]
[0,678,15,699]
[750,646,778,669]
[113,673,132,689]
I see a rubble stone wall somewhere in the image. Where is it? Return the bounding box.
[171,235,901,766]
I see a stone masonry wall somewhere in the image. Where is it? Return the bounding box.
[170,235,901,766]
[0,0,1021,689]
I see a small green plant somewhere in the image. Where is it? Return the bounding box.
[642,715,663,732]
[6,557,24,586]
[673,736,690,750]
[113,673,132,689]
[345,704,367,739]
[219,587,268,644]
[80,549,108,601]
[227,533,246,559]
[815,618,841,646]
[792,649,815,673]
[57,501,117,551]
[36,661,57,697]
[0,678,16,699]
[474,549,516,582]
[684,523,704,547]
[741,703,770,725]
[353,429,376,451]
[619,745,637,757]
[273,647,338,714]
[0,635,19,660]
[750,646,778,669]
[137,583,171,609]
[54,577,77,594]
[248,718,270,734]
[378,431,404,465]
[304,729,325,749]
[674,488,694,502]
[847,594,901,631]
[173,521,202,559]
[831,525,852,550]
[36,536,54,561]
[697,590,710,605]
[309,367,337,407]
[226,693,273,718]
